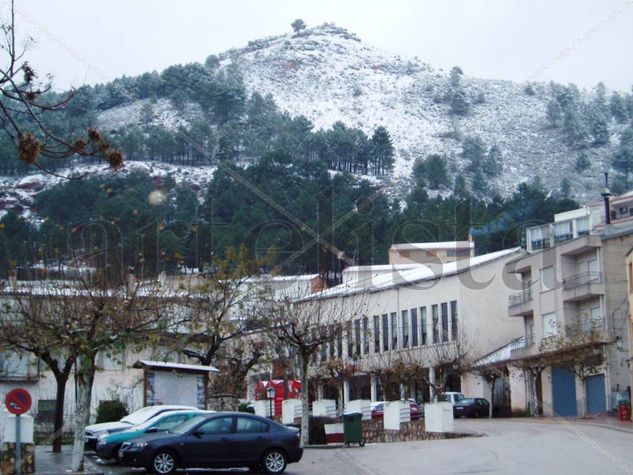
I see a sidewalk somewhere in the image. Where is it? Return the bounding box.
[34,446,103,475]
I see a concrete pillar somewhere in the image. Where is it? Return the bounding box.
[429,368,436,400]
[370,374,378,402]
[343,379,350,404]
[317,383,324,400]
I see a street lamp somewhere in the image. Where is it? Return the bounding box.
[266,386,276,419]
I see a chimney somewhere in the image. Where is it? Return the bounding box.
[601,172,611,225]
[8,269,17,289]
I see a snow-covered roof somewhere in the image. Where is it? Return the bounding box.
[343,264,421,273]
[296,247,521,301]
[136,360,219,373]
[390,241,473,250]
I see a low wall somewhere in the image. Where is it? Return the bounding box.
[361,419,472,444]
[0,443,35,475]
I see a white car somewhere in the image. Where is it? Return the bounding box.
[436,392,465,404]
[84,405,197,450]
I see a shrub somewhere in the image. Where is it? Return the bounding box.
[95,399,128,423]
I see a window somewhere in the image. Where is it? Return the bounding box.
[554,220,573,243]
[347,327,354,358]
[541,267,555,292]
[432,305,439,344]
[529,225,550,251]
[411,308,418,347]
[337,333,343,358]
[382,314,389,352]
[576,217,589,236]
[373,315,381,353]
[420,307,427,345]
[543,312,557,337]
[156,414,189,430]
[441,303,449,342]
[37,399,56,425]
[450,301,458,341]
[199,416,233,434]
[355,319,362,356]
[363,317,370,355]
[402,310,409,348]
[390,312,398,350]
[236,416,268,433]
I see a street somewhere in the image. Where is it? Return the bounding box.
[84,418,633,475]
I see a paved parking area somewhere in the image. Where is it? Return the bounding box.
[40,418,633,474]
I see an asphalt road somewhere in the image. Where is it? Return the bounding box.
[88,418,633,475]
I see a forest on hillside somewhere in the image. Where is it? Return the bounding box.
[0,155,577,278]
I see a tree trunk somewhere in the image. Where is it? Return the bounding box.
[489,378,496,419]
[299,356,310,447]
[71,355,96,472]
[52,374,68,453]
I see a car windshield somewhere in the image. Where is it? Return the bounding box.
[459,398,477,404]
[120,406,160,425]
[133,412,187,431]
[170,415,208,435]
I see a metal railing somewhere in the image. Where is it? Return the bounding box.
[509,287,533,307]
[562,271,602,290]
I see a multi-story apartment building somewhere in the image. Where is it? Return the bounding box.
[490,200,633,417]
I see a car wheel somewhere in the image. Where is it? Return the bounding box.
[262,449,287,474]
[112,444,122,463]
[151,450,177,475]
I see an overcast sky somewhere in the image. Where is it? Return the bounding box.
[11,0,633,92]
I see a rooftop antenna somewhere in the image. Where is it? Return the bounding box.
[601,172,611,225]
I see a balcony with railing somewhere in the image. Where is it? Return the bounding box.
[510,333,536,359]
[0,352,39,381]
[508,288,534,316]
[562,271,604,302]
[476,334,535,366]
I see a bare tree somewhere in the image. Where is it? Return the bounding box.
[0,0,121,174]
[1,269,180,471]
[173,248,271,387]
[271,293,365,445]
[367,351,427,401]
[0,280,76,452]
[426,332,477,397]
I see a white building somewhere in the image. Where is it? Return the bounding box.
[295,247,525,406]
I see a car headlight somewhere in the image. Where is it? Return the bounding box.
[94,430,109,438]
[129,441,148,449]
[97,436,108,445]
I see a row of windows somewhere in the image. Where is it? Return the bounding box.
[318,300,459,362]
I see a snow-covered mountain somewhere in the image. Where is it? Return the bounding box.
[1,23,628,217]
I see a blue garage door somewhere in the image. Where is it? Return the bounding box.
[552,367,577,417]
[586,374,606,414]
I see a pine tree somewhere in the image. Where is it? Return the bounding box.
[450,88,470,115]
[546,99,562,127]
[291,19,307,33]
[560,178,571,198]
[453,173,468,196]
[588,109,610,146]
[575,151,591,172]
[483,145,503,177]
[462,135,487,170]
[562,109,588,148]
[369,126,394,175]
[610,92,629,123]
[420,154,449,189]
[472,168,488,195]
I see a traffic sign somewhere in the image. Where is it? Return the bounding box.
[5,388,32,415]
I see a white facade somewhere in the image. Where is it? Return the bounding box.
[297,248,525,402]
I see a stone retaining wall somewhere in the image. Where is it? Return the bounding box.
[362,419,471,444]
[0,443,35,475]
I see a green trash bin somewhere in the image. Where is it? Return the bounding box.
[343,412,365,447]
